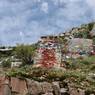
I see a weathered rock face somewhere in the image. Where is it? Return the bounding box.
[69,87,79,95]
[0,76,95,95]
[78,89,85,95]
[26,79,42,95]
[0,76,11,95]
[0,76,5,95]
[41,82,53,93]
[68,86,85,95]
[3,85,11,95]
[0,76,28,95]
[11,77,28,95]
[26,79,53,95]
[52,82,61,95]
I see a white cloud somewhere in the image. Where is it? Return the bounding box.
[41,2,49,13]
[0,0,95,46]
[86,0,95,8]
[86,0,95,19]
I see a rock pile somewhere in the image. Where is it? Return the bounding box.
[0,76,95,95]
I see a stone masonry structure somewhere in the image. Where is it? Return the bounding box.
[34,36,61,68]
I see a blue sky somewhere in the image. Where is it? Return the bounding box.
[0,0,95,46]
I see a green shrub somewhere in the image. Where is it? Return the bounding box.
[2,59,11,68]
[81,60,90,65]
[89,64,95,71]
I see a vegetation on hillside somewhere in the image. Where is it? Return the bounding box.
[4,55,95,92]
[72,22,95,39]
[14,44,37,66]
[0,22,95,93]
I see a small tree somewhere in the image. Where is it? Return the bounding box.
[2,59,11,68]
[14,44,37,66]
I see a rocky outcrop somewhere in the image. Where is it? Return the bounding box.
[0,76,11,95]
[26,79,42,95]
[0,76,95,95]
[26,79,53,95]
[52,82,61,95]
[11,77,28,95]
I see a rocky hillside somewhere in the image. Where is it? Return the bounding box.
[65,22,95,43]
[59,22,95,40]
[0,22,95,95]
[0,56,95,95]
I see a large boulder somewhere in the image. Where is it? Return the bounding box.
[0,76,11,95]
[41,82,53,93]
[78,89,85,95]
[0,76,5,95]
[27,80,54,94]
[60,88,69,95]
[26,79,42,95]
[3,84,11,95]
[11,77,28,95]
[52,81,61,95]
[68,87,79,95]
